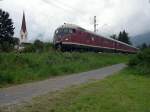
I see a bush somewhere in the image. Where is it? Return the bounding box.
[0,73,14,84]
[34,40,44,53]
[22,44,36,53]
[21,41,53,53]
[128,48,150,74]
[0,41,14,52]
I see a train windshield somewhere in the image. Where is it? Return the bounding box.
[55,28,76,36]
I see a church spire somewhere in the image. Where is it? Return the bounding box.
[20,11,27,43]
[21,12,27,33]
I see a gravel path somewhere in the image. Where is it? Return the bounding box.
[0,63,126,106]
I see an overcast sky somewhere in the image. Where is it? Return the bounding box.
[0,0,150,42]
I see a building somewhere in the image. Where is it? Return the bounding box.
[20,12,27,44]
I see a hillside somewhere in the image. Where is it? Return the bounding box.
[131,32,150,46]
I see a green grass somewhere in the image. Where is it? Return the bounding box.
[1,68,150,112]
[0,51,129,87]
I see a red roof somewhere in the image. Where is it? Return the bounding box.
[21,12,27,33]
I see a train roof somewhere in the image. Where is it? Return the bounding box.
[57,24,138,49]
[57,23,81,29]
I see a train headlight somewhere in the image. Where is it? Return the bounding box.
[65,38,69,41]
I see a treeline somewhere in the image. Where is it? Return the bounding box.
[110,30,132,45]
[22,40,53,53]
[137,43,150,50]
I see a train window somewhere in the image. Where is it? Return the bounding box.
[63,28,69,34]
[55,29,62,35]
[72,29,76,33]
[56,28,76,36]
[55,30,59,34]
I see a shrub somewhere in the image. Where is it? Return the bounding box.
[21,42,53,53]
[22,44,36,53]
[0,73,14,84]
[0,41,14,52]
[34,40,44,53]
[128,48,150,74]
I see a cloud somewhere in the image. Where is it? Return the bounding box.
[1,0,150,42]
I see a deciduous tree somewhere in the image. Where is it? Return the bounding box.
[0,9,15,52]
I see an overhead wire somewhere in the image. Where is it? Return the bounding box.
[50,0,86,16]
[42,0,90,24]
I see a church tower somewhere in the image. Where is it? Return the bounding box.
[20,12,27,44]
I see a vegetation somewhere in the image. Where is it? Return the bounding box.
[128,48,150,74]
[0,9,16,52]
[0,52,128,87]
[1,48,150,112]
[110,30,132,45]
[1,39,150,112]
[137,43,150,50]
[110,34,117,40]
[22,40,52,53]
[2,67,150,112]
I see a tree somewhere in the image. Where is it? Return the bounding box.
[13,37,20,45]
[118,30,132,45]
[0,9,15,52]
[110,34,117,40]
[118,32,123,42]
[141,43,148,50]
[122,30,131,44]
[34,39,44,53]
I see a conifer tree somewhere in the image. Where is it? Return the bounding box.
[118,30,132,45]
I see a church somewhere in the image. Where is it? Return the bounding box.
[18,12,31,50]
[20,12,28,44]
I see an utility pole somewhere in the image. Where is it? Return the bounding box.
[94,16,98,33]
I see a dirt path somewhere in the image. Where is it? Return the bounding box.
[0,64,126,106]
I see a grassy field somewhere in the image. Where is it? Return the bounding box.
[1,67,150,112]
[0,52,129,87]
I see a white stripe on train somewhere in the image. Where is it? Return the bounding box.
[62,42,136,53]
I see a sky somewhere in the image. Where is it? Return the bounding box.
[0,0,150,42]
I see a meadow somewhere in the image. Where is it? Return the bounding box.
[7,68,149,112]
[1,49,149,112]
[0,51,129,87]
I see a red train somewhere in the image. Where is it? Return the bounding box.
[53,24,138,53]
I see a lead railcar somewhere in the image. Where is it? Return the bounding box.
[53,24,138,53]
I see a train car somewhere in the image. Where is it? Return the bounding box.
[53,23,138,53]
